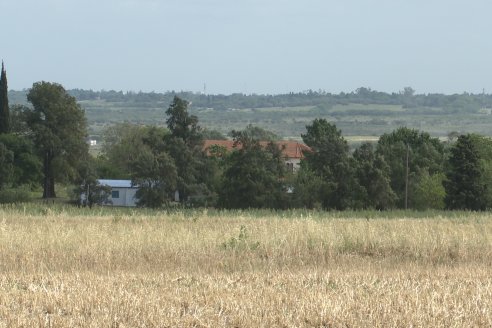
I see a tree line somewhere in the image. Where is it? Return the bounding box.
[9,86,492,114]
[93,106,492,211]
[0,65,490,210]
[65,87,492,113]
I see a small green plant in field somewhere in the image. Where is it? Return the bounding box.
[41,207,53,216]
[221,225,260,251]
[112,215,122,224]
[339,235,364,255]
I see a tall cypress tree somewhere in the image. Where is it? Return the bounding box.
[0,61,9,134]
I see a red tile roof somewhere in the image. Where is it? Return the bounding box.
[203,140,311,159]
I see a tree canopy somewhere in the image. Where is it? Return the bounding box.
[218,130,287,209]
[299,118,358,210]
[164,96,211,204]
[377,127,444,208]
[352,143,396,209]
[444,134,488,210]
[131,126,177,208]
[25,82,88,198]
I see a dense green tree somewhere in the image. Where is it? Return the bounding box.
[91,155,121,180]
[101,123,162,179]
[377,127,444,208]
[301,119,348,175]
[166,96,201,146]
[131,126,177,207]
[201,128,227,140]
[300,119,359,209]
[0,62,10,134]
[412,171,445,210]
[165,96,211,204]
[74,155,111,208]
[468,134,492,205]
[292,167,325,209]
[0,143,13,189]
[218,131,287,209]
[102,123,179,207]
[8,105,30,134]
[444,134,487,210]
[131,145,177,208]
[25,82,88,198]
[0,133,41,187]
[228,124,279,141]
[352,143,396,209]
[0,101,42,189]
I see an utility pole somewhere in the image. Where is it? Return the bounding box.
[405,143,409,210]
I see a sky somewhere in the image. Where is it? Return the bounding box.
[1,0,492,95]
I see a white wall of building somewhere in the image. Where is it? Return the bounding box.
[109,187,138,207]
[285,158,302,172]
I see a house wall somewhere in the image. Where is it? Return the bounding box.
[125,188,138,206]
[285,158,302,172]
[110,187,137,207]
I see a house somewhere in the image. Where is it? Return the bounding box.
[275,141,311,172]
[98,179,138,207]
[203,140,311,172]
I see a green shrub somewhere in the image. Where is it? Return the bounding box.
[221,225,260,251]
[0,187,31,204]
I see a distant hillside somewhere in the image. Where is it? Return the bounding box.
[9,88,492,139]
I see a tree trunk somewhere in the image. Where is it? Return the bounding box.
[42,151,56,198]
[49,176,56,198]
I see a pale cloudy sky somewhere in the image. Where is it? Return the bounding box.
[1,0,491,94]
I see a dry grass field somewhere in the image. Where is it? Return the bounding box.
[0,206,491,327]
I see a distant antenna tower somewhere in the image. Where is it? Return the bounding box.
[203,83,207,95]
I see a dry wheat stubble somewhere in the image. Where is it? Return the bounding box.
[0,210,491,327]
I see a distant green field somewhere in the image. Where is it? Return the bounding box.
[56,100,492,141]
[9,88,492,142]
[330,103,406,112]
